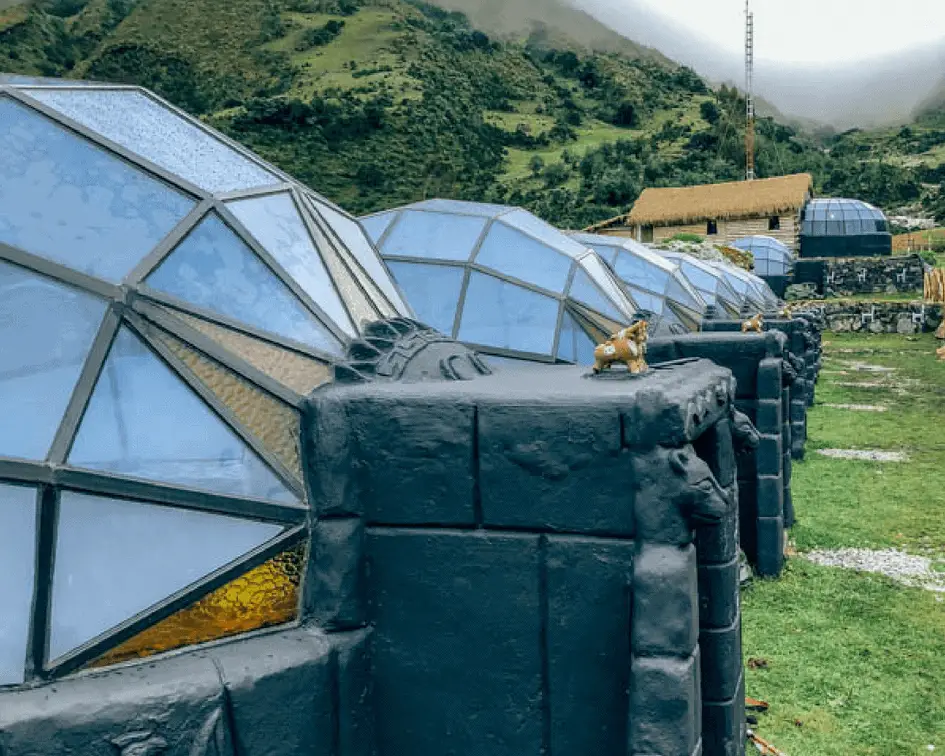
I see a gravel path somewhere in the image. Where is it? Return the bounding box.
[805,548,945,592]
[822,404,888,412]
[816,449,909,462]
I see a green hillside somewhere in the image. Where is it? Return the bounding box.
[1,0,943,228]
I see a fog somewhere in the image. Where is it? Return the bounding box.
[428,0,945,130]
[570,0,945,129]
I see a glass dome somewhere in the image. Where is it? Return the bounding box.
[0,77,411,686]
[732,236,794,277]
[363,200,640,364]
[569,233,707,333]
[657,252,744,319]
[705,261,775,314]
[799,198,892,257]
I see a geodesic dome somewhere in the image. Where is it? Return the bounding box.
[658,251,744,319]
[732,235,794,277]
[704,261,776,314]
[569,233,707,333]
[0,77,410,687]
[362,200,640,364]
[799,198,892,257]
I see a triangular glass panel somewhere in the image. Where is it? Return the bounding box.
[0,484,37,685]
[386,261,465,336]
[475,222,573,293]
[145,213,343,356]
[227,193,355,336]
[0,261,108,461]
[556,310,597,366]
[568,267,625,323]
[25,89,281,195]
[310,197,409,314]
[360,212,397,244]
[49,490,283,661]
[0,99,195,284]
[90,543,304,668]
[69,328,299,503]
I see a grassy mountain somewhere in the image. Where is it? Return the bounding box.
[1,0,943,228]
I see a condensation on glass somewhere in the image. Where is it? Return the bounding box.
[0,261,108,460]
[23,89,281,195]
[0,99,195,283]
[146,213,343,355]
[227,192,356,336]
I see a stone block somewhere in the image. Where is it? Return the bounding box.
[754,399,782,435]
[0,648,231,755]
[756,435,782,477]
[546,536,634,755]
[755,517,785,578]
[478,403,633,534]
[335,629,376,756]
[632,544,699,657]
[756,475,784,519]
[304,517,365,630]
[348,394,476,525]
[304,391,359,517]
[694,419,736,488]
[702,676,746,756]
[697,557,740,630]
[629,651,701,756]
[790,400,808,424]
[756,359,782,401]
[699,616,742,703]
[212,627,335,756]
[695,484,740,567]
[367,529,543,756]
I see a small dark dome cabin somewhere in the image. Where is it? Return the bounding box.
[799,198,892,258]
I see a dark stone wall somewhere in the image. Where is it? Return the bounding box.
[648,332,789,577]
[305,360,745,756]
[794,254,922,294]
[0,625,372,756]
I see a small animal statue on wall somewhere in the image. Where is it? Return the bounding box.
[593,320,648,375]
[937,344,945,361]
[741,313,765,333]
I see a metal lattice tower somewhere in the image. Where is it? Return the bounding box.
[745,0,756,181]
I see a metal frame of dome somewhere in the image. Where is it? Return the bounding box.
[363,200,640,364]
[799,198,892,258]
[0,77,412,685]
[706,261,775,313]
[732,235,793,277]
[569,232,707,333]
[657,251,744,319]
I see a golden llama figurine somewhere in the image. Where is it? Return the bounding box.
[741,313,764,333]
[593,320,648,375]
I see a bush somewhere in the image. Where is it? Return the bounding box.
[670,232,704,243]
[295,19,345,51]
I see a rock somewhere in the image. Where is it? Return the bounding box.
[896,316,917,335]
[785,283,821,301]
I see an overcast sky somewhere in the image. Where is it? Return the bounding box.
[624,0,945,66]
[569,0,945,127]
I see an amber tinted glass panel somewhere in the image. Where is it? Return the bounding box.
[305,208,380,328]
[91,544,304,667]
[165,309,333,396]
[151,327,303,481]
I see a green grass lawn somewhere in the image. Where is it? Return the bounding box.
[742,331,945,755]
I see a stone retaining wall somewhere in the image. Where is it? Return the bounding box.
[797,301,944,334]
[793,254,926,296]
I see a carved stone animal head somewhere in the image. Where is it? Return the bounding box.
[668,447,732,527]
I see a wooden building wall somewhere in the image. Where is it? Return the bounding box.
[599,212,802,253]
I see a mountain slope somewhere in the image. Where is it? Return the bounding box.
[1,0,942,227]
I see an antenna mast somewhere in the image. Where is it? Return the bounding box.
[745,0,755,180]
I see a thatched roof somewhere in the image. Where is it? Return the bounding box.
[587,174,813,231]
